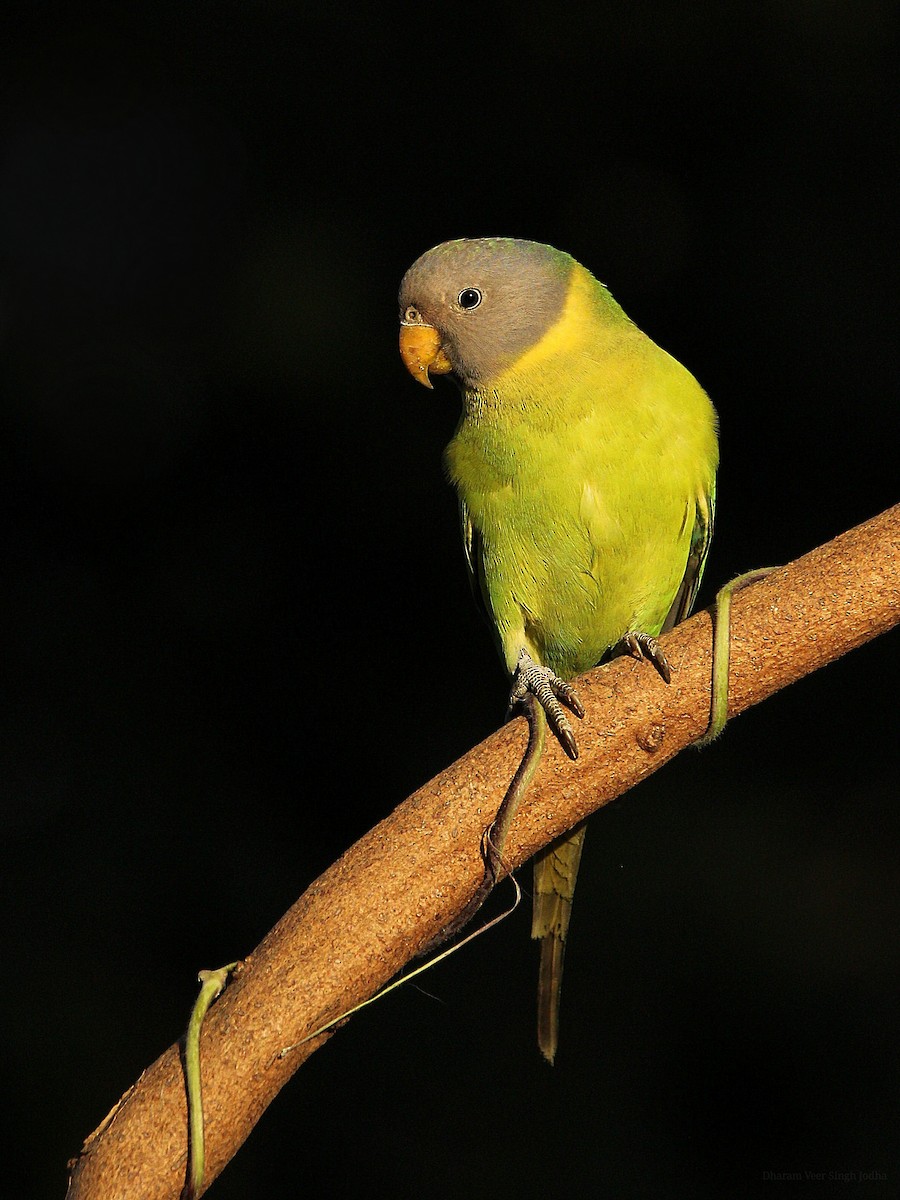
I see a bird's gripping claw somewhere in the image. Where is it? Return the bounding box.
[621,630,673,684]
[509,648,585,760]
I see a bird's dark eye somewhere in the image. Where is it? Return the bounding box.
[457,288,482,310]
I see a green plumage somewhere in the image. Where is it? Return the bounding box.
[447,337,716,676]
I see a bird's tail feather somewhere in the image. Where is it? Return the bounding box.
[532,822,588,1064]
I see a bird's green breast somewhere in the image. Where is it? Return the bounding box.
[444,266,718,679]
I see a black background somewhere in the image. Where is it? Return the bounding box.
[2,5,898,1197]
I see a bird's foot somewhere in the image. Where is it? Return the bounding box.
[621,631,672,684]
[509,649,584,760]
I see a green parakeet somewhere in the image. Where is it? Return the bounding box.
[398,237,718,1063]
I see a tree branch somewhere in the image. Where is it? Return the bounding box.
[67,504,899,1199]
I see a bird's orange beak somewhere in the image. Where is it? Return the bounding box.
[399,322,452,389]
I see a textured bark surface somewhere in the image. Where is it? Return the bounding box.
[68,504,899,1199]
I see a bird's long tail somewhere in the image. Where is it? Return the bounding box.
[532,821,588,1064]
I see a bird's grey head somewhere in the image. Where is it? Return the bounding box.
[398,238,574,389]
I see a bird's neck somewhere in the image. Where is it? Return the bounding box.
[461,265,637,424]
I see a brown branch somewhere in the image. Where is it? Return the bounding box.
[67,504,899,1200]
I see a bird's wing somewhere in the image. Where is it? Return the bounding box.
[459,498,492,627]
[661,480,716,632]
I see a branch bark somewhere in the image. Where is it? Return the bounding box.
[68,504,899,1199]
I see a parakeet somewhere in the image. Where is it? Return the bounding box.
[398,237,718,1063]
